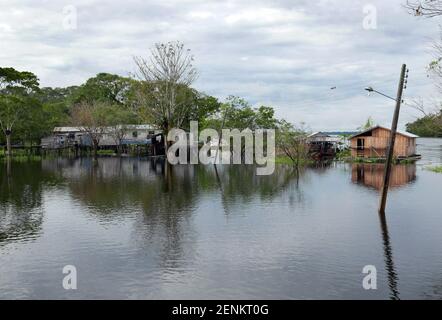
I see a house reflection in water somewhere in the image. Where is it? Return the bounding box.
[351,163,416,190]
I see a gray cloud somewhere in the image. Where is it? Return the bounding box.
[0,0,440,130]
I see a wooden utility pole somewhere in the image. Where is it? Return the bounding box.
[379,64,407,214]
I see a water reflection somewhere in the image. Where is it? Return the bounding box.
[49,159,302,216]
[2,147,441,299]
[351,163,411,299]
[352,163,416,190]
[378,213,400,300]
[38,158,303,271]
[0,161,60,245]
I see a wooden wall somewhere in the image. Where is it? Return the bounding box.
[350,127,416,158]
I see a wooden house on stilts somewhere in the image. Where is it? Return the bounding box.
[348,126,419,159]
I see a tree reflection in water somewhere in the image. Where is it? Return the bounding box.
[0,160,60,245]
[50,157,304,269]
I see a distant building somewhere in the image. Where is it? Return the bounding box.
[306,132,346,159]
[41,125,162,149]
[348,126,418,159]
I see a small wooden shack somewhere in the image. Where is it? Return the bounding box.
[349,126,418,159]
[306,132,342,160]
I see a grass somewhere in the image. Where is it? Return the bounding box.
[347,157,385,163]
[344,156,417,164]
[397,159,416,164]
[0,148,43,161]
[274,155,313,165]
[427,166,442,173]
[97,149,117,156]
[274,156,295,164]
[335,149,351,160]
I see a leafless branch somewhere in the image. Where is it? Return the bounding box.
[132,41,198,147]
[405,0,442,17]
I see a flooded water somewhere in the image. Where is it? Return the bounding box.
[0,138,441,299]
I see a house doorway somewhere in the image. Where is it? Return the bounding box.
[357,138,365,150]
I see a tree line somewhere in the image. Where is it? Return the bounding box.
[0,41,309,163]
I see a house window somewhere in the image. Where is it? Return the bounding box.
[132,131,138,138]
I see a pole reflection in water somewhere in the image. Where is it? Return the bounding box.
[378,212,400,300]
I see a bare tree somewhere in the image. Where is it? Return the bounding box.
[408,97,442,135]
[405,1,442,135]
[101,105,137,155]
[405,0,442,17]
[428,36,442,91]
[133,41,198,151]
[407,32,442,135]
[276,120,310,167]
[108,125,127,155]
[70,101,107,158]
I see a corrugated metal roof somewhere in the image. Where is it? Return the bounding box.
[53,127,82,133]
[53,125,159,133]
[348,126,419,139]
[307,132,330,138]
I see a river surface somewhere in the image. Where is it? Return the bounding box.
[0,138,441,299]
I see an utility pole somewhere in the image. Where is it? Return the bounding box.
[379,64,408,214]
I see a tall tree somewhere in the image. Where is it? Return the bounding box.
[133,41,198,151]
[0,67,40,155]
[36,86,78,138]
[178,88,221,130]
[206,96,278,131]
[406,110,442,136]
[70,73,135,106]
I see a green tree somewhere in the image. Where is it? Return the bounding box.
[205,96,279,131]
[276,120,310,167]
[70,73,135,105]
[358,116,375,131]
[0,67,40,155]
[255,105,279,129]
[184,91,221,130]
[406,110,442,137]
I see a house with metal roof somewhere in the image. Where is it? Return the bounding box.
[41,125,162,149]
[348,126,419,159]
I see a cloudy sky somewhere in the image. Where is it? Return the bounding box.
[0,0,440,130]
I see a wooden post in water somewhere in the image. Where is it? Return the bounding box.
[379,64,407,214]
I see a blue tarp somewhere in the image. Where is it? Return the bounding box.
[120,138,152,145]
